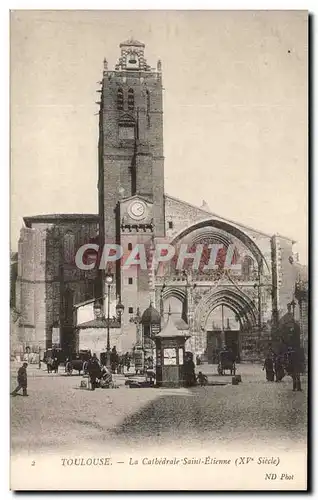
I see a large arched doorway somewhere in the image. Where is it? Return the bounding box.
[192,286,258,359]
[205,305,240,363]
[155,217,272,361]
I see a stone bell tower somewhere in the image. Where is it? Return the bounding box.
[98,37,165,248]
[98,39,165,348]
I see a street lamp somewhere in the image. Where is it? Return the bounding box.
[129,308,144,373]
[93,300,103,318]
[115,295,125,323]
[105,272,114,368]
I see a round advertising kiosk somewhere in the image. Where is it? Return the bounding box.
[154,311,191,388]
[141,302,161,355]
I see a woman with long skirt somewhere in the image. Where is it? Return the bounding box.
[263,354,275,382]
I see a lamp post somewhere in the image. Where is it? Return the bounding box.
[130,308,144,373]
[115,295,125,323]
[105,272,114,368]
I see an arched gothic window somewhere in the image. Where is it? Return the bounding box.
[117,88,124,110]
[63,231,75,265]
[128,88,134,110]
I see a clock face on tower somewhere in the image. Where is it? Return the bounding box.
[128,200,147,220]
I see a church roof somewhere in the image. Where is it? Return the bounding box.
[77,317,120,329]
[120,38,145,48]
[164,194,296,243]
[24,213,98,227]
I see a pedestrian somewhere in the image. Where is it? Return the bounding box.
[196,371,208,386]
[87,353,101,391]
[263,353,275,381]
[274,354,285,382]
[53,357,59,373]
[184,353,196,387]
[287,347,302,392]
[110,346,119,373]
[125,352,131,372]
[11,362,29,397]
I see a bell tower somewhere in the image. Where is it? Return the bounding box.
[98,38,165,249]
[97,39,165,347]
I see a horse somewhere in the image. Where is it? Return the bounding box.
[46,357,59,374]
[65,359,85,376]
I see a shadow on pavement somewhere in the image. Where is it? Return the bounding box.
[105,384,307,448]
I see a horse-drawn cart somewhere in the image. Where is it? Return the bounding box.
[217,350,236,376]
[65,358,86,375]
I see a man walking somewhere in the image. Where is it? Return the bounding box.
[87,353,101,391]
[11,362,28,396]
[263,353,275,381]
[287,347,302,392]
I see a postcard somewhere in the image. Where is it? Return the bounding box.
[10,10,308,491]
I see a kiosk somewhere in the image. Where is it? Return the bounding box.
[154,311,191,388]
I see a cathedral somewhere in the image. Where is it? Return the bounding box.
[14,39,308,362]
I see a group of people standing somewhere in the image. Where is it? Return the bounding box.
[109,348,131,374]
[263,347,303,391]
[86,353,112,390]
[85,349,135,390]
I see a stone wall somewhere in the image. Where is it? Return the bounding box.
[16,216,99,351]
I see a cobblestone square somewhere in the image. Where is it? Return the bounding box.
[11,362,307,457]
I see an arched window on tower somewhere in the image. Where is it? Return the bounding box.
[117,88,124,110]
[128,88,134,111]
[63,231,75,265]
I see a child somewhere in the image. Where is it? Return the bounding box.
[196,371,208,386]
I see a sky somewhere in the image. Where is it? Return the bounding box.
[10,10,308,261]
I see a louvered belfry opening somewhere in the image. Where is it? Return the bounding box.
[128,88,134,110]
[117,88,124,110]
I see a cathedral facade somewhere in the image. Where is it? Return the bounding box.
[14,39,306,361]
